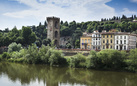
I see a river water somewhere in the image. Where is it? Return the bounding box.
[0,62,137,86]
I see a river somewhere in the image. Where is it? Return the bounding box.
[0,62,137,86]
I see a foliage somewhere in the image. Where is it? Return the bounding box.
[48,49,66,66]
[1,52,10,59]
[8,42,22,53]
[126,49,137,72]
[21,26,36,45]
[68,53,86,68]
[24,44,40,64]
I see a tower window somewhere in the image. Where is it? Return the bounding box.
[55,31,58,38]
[55,21,58,29]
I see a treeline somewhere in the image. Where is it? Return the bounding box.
[0,26,36,47]
[0,22,51,48]
[101,15,137,22]
[1,42,137,72]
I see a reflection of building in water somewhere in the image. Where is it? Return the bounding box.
[47,16,60,47]
[60,36,72,48]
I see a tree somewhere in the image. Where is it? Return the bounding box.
[21,26,36,45]
[42,39,51,46]
[75,39,80,48]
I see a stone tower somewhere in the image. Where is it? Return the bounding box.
[47,16,60,47]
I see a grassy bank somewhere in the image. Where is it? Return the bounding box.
[0,43,137,72]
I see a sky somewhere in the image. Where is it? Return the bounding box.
[0,0,137,30]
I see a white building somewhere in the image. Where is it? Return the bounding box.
[115,32,136,50]
[92,30,101,50]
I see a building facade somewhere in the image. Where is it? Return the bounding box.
[114,33,136,50]
[128,34,136,50]
[114,33,129,50]
[80,32,92,49]
[92,30,101,50]
[80,30,136,51]
[101,31,115,50]
[47,17,60,47]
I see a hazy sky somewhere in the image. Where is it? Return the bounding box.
[0,0,137,30]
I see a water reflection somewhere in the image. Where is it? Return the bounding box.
[0,62,137,86]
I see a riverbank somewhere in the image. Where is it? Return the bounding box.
[0,44,137,73]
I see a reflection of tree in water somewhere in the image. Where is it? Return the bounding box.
[0,62,137,86]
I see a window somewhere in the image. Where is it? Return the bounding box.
[85,39,87,43]
[88,39,90,43]
[124,36,126,39]
[103,35,105,38]
[103,45,105,49]
[117,46,118,49]
[111,35,112,38]
[117,40,118,44]
[120,40,122,44]
[111,39,112,43]
[82,39,84,43]
[98,46,100,49]
[103,40,105,43]
[107,40,109,43]
[124,46,126,50]
[117,36,118,39]
[124,40,126,44]
[111,45,112,49]
[93,46,95,49]
[120,36,122,39]
[107,35,108,38]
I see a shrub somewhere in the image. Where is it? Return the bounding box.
[86,50,98,68]
[48,49,66,66]
[127,49,137,72]
[39,45,50,64]
[8,42,22,53]
[11,49,27,59]
[24,44,40,64]
[68,53,86,68]
[1,52,10,59]
[97,49,126,69]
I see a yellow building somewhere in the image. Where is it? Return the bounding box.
[101,32,115,49]
[80,32,92,49]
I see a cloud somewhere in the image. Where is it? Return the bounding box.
[121,8,137,16]
[3,0,116,23]
[130,0,137,3]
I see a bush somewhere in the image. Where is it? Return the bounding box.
[1,52,10,59]
[68,53,86,68]
[48,49,66,66]
[39,45,50,64]
[8,42,22,53]
[96,49,126,69]
[126,49,137,72]
[86,50,98,68]
[24,44,40,64]
[11,49,27,59]
[87,50,126,70]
